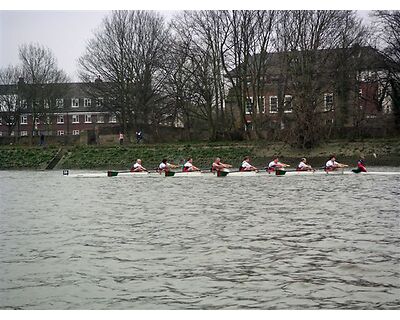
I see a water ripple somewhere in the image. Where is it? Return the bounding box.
[0,169,399,309]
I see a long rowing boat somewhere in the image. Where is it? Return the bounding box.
[62,169,400,178]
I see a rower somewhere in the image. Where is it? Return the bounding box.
[352,156,367,173]
[240,156,258,172]
[183,157,200,172]
[158,158,178,173]
[296,158,314,171]
[325,155,348,171]
[131,159,147,172]
[267,157,290,173]
[212,157,232,172]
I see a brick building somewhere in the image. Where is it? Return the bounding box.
[233,46,394,133]
[0,81,119,138]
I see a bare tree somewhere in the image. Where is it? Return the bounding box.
[0,66,23,137]
[18,43,68,140]
[166,11,232,141]
[373,10,400,132]
[274,10,369,148]
[79,10,169,137]
[221,10,276,139]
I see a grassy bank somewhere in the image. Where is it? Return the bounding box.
[1,138,399,170]
[0,146,59,170]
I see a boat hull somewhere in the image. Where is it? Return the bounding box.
[63,170,400,178]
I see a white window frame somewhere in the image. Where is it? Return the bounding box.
[109,114,117,123]
[20,115,28,125]
[85,114,92,123]
[7,116,15,125]
[97,114,104,123]
[72,114,80,124]
[257,96,265,114]
[269,96,278,113]
[71,98,79,108]
[84,98,91,107]
[245,97,253,115]
[57,130,65,136]
[284,95,293,113]
[324,93,334,111]
[20,99,27,108]
[96,98,103,107]
[35,118,40,125]
[57,115,64,124]
[56,98,64,108]
[72,130,80,136]
[20,130,28,137]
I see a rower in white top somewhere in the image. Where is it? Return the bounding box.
[296,158,314,171]
[240,156,258,172]
[131,159,147,172]
[158,158,179,173]
[325,155,348,171]
[267,157,290,173]
[183,158,200,172]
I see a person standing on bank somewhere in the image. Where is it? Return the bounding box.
[40,134,45,147]
[136,129,143,144]
[119,132,124,145]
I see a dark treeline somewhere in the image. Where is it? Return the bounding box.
[1,10,399,148]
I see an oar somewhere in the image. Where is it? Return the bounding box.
[107,169,150,177]
[275,169,287,176]
[107,170,130,177]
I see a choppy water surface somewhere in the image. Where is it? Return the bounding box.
[0,169,399,309]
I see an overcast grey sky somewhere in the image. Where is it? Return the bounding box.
[0,10,373,81]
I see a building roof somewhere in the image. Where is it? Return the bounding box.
[227,46,388,78]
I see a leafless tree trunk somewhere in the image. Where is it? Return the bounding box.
[167,11,231,141]
[274,10,367,148]
[0,66,23,140]
[79,10,169,139]
[18,43,68,144]
[373,10,400,132]
[219,10,276,140]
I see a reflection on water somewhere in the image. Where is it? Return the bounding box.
[0,169,399,309]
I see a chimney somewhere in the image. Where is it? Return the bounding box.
[18,77,25,85]
[95,75,102,83]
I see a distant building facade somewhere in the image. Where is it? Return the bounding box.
[230,46,394,133]
[0,81,118,138]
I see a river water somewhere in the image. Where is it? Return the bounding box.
[0,169,399,309]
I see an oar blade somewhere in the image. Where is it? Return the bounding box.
[107,170,119,177]
[217,170,229,177]
[275,169,286,176]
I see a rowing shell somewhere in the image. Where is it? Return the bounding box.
[284,170,400,176]
[64,170,151,178]
[164,171,214,177]
[63,170,400,178]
